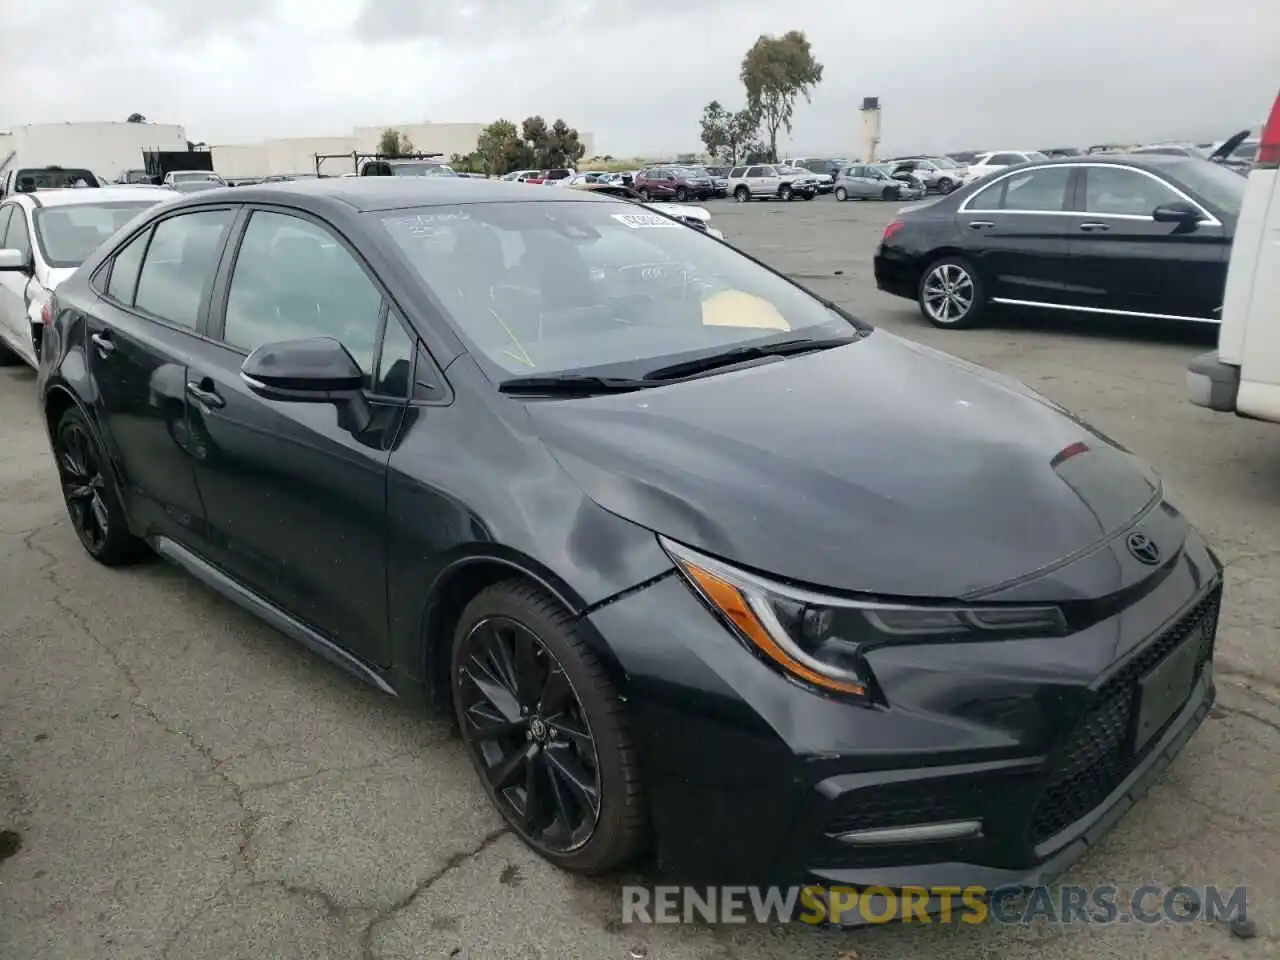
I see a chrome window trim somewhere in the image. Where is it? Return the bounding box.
[990,297,1219,324]
[959,161,1222,226]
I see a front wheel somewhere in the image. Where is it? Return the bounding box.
[917,256,985,329]
[834,186,847,201]
[937,178,954,195]
[637,188,650,201]
[52,407,150,565]
[882,186,897,201]
[674,187,688,202]
[452,581,645,874]
[734,186,750,203]
[779,185,793,201]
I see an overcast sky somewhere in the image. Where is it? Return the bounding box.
[1,0,1275,157]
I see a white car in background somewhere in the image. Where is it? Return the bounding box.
[963,150,1050,184]
[0,185,177,368]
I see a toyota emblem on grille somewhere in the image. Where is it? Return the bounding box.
[1126,532,1161,565]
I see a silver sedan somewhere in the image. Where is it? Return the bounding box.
[833,164,923,201]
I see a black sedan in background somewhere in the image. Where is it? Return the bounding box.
[37,178,1222,895]
[875,154,1244,328]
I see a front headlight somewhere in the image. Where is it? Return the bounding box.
[661,537,1067,702]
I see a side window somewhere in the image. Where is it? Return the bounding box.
[374,310,415,398]
[729,167,745,178]
[744,166,762,178]
[1001,166,1071,212]
[989,153,1024,166]
[4,207,31,257]
[761,166,778,177]
[223,211,383,376]
[106,229,151,305]
[0,206,13,246]
[968,178,1007,210]
[134,210,233,330]
[1084,167,1182,217]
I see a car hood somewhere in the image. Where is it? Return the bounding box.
[523,332,1160,598]
[646,202,710,223]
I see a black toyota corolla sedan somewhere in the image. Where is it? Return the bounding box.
[874,154,1244,329]
[37,178,1222,893]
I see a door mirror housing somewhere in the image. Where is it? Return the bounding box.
[1152,202,1204,224]
[240,337,371,431]
[0,248,30,273]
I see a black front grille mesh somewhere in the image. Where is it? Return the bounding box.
[1028,585,1221,845]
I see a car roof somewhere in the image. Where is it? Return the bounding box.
[164,176,622,213]
[14,185,178,207]
[1012,154,1206,173]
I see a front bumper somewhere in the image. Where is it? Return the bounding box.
[1187,350,1240,412]
[586,524,1222,889]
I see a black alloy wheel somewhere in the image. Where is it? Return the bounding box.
[452,581,644,873]
[937,178,954,194]
[53,408,148,565]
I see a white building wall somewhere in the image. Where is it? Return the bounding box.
[210,144,269,179]
[1,121,188,180]
[353,122,487,159]
[271,137,358,176]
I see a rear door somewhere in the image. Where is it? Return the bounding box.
[84,205,235,540]
[955,164,1080,306]
[1068,164,1228,320]
[180,206,405,667]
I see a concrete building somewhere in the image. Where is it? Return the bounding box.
[0,121,188,181]
[211,121,596,179]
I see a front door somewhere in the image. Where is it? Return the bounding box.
[182,207,405,666]
[1067,165,1229,320]
[0,204,36,364]
[955,164,1079,306]
[85,207,234,538]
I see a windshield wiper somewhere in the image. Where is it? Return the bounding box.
[498,374,660,396]
[643,336,856,382]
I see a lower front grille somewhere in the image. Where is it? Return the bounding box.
[1028,585,1222,846]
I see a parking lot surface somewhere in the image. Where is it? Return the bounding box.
[3,195,1279,959]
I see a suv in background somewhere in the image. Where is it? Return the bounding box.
[885,157,966,194]
[725,164,820,202]
[633,166,715,202]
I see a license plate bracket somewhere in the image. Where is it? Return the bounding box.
[1133,631,1203,753]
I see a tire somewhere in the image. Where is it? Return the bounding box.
[52,406,149,566]
[779,185,793,201]
[452,580,645,875]
[675,187,688,202]
[734,186,750,203]
[917,256,985,329]
[801,192,814,200]
[937,178,954,195]
[0,338,18,366]
[637,188,650,201]
[834,187,847,201]
[882,186,897,201]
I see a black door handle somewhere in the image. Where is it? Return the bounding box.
[185,382,226,409]
[90,332,114,356]
[1078,222,1110,232]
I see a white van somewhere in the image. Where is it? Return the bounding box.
[1188,92,1280,417]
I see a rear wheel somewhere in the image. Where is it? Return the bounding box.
[52,407,149,565]
[637,188,650,201]
[834,186,847,201]
[452,580,645,874]
[675,187,688,202]
[734,186,750,202]
[937,178,954,195]
[917,256,985,329]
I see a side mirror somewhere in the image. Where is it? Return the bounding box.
[1152,202,1204,224]
[0,248,30,273]
[240,337,371,432]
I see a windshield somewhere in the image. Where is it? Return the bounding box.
[171,171,221,182]
[1231,143,1258,160]
[15,168,100,191]
[932,157,958,168]
[1169,159,1246,216]
[777,166,805,175]
[377,201,858,380]
[33,201,159,267]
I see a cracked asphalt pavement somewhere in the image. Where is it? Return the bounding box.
[3,197,1280,959]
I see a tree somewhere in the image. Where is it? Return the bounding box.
[126,113,147,123]
[699,101,762,165]
[740,30,824,162]
[377,128,414,157]
[515,116,586,170]
[473,119,530,175]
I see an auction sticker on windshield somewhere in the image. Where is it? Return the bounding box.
[612,212,681,229]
